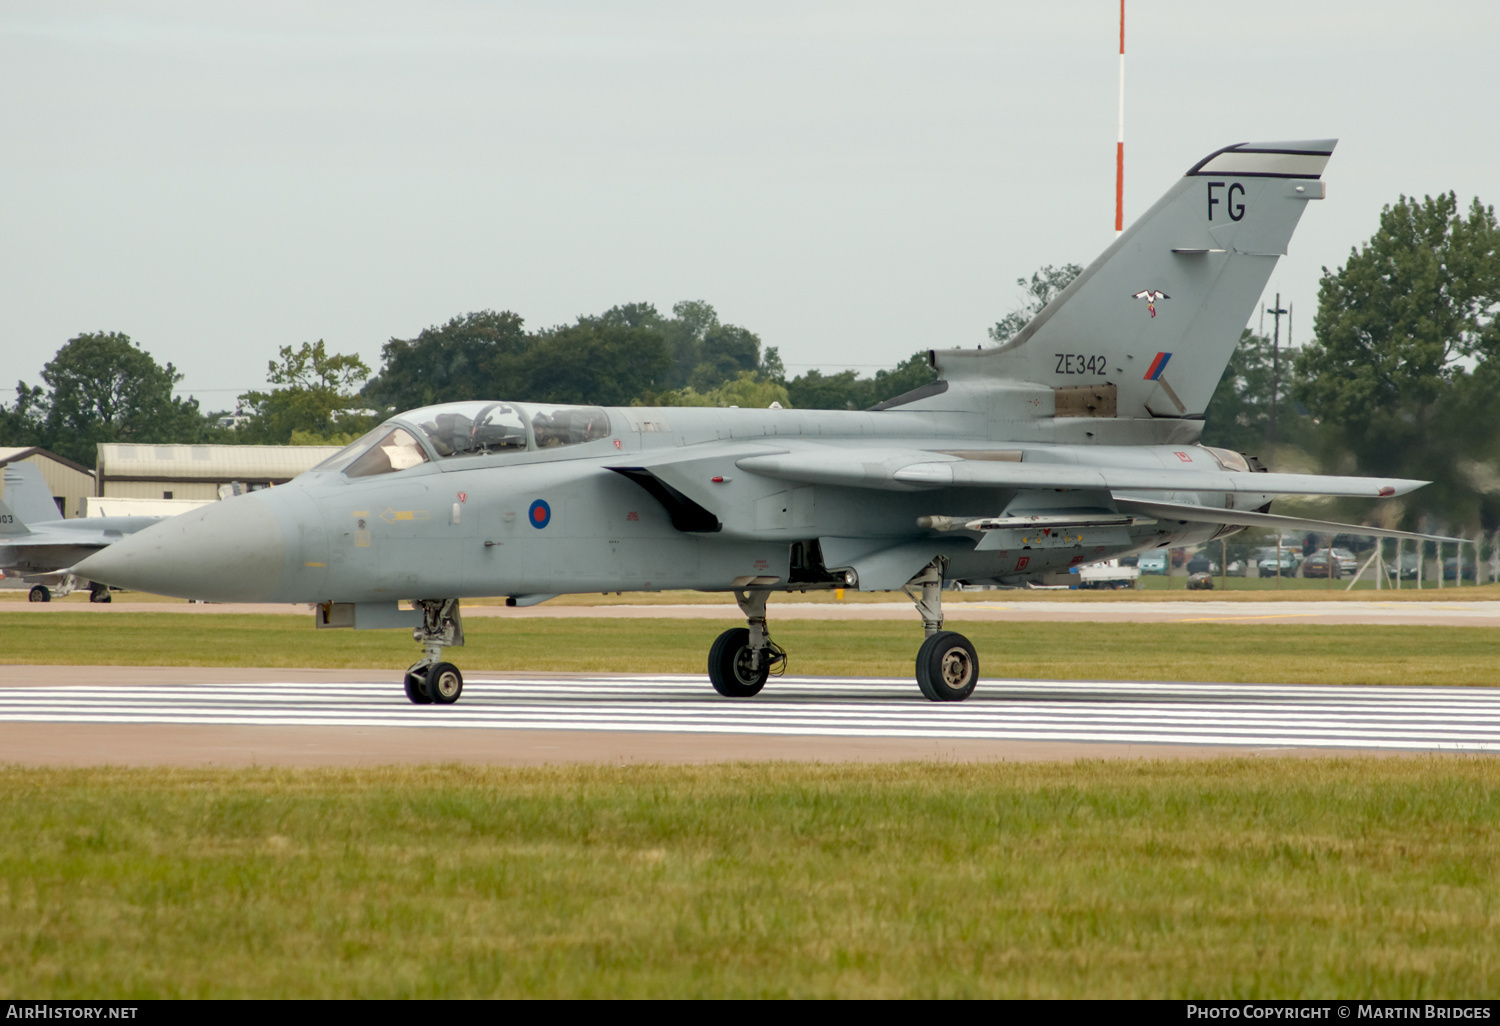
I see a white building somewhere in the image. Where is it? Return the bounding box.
[95,443,342,502]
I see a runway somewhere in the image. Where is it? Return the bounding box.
[10,598,1500,626]
[2,670,1497,765]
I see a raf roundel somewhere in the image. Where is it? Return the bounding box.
[528,499,551,529]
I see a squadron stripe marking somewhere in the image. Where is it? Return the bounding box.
[5,676,1500,752]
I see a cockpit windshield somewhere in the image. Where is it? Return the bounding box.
[314,401,614,478]
[418,403,529,458]
[343,427,430,478]
[529,405,611,448]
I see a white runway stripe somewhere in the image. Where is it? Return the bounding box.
[4,675,1500,751]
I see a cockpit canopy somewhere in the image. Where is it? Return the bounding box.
[310,401,612,479]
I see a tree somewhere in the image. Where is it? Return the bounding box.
[523,320,672,407]
[238,340,376,444]
[363,310,530,410]
[653,371,791,409]
[1200,330,1275,456]
[0,383,44,449]
[785,352,936,410]
[1293,192,1500,528]
[988,263,1083,344]
[24,332,205,466]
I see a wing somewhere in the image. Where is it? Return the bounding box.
[1111,498,1460,543]
[734,449,1424,498]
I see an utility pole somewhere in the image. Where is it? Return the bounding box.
[1115,1,1125,237]
[1266,294,1288,444]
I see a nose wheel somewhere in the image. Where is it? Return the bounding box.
[405,661,463,705]
[403,599,466,706]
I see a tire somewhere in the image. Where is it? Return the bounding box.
[89,585,112,604]
[916,631,979,702]
[428,662,463,704]
[28,586,50,603]
[404,670,433,705]
[707,627,769,697]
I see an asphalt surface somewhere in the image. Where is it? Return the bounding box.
[5,598,1498,765]
[2,667,1496,766]
[8,598,1500,626]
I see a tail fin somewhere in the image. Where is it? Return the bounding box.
[926,140,1334,421]
[1,462,65,527]
[0,497,28,536]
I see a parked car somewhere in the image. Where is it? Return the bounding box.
[1386,555,1422,580]
[1302,548,1358,576]
[1258,553,1298,577]
[1301,553,1341,579]
[1185,554,1219,574]
[1225,559,1251,577]
[1137,552,1167,575]
[1442,557,1476,582]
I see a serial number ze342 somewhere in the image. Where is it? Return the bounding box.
[1055,353,1108,375]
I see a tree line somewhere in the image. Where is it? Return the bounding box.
[3,189,1496,535]
[0,301,937,467]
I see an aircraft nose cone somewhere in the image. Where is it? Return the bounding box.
[73,495,287,602]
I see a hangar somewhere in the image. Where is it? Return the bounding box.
[95,443,342,503]
[0,447,95,518]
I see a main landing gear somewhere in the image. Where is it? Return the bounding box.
[903,557,978,702]
[703,558,979,702]
[404,598,465,705]
[707,589,787,697]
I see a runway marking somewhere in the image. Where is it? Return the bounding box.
[4,676,1500,752]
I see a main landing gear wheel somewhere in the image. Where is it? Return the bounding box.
[708,627,769,697]
[404,670,433,705]
[916,631,979,702]
[28,586,49,603]
[427,662,463,705]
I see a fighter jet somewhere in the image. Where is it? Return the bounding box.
[75,139,1441,703]
[0,462,164,602]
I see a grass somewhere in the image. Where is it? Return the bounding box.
[3,612,1499,686]
[1,758,1496,998]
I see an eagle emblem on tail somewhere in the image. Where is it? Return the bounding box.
[1132,289,1169,317]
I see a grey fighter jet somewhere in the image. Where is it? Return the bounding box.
[75,139,1439,703]
[0,462,164,602]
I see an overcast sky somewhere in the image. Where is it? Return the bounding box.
[3,1,1496,409]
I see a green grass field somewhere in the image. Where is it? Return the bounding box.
[2,759,1496,998]
[3,611,1498,686]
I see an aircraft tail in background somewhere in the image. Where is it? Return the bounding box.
[1,462,64,531]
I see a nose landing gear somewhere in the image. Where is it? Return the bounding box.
[404,598,465,705]
[707,589,786,697]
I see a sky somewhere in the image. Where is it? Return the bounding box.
[3,1,1497,410]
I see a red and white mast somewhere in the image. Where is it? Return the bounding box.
[1115,0,1125,236]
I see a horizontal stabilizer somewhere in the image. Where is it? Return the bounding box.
[1115,498,1463,543]
[737,451,1425,498]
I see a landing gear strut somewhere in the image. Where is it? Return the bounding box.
[707,589,786,697]
[903,557,978,702]
[404,598,465,705]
